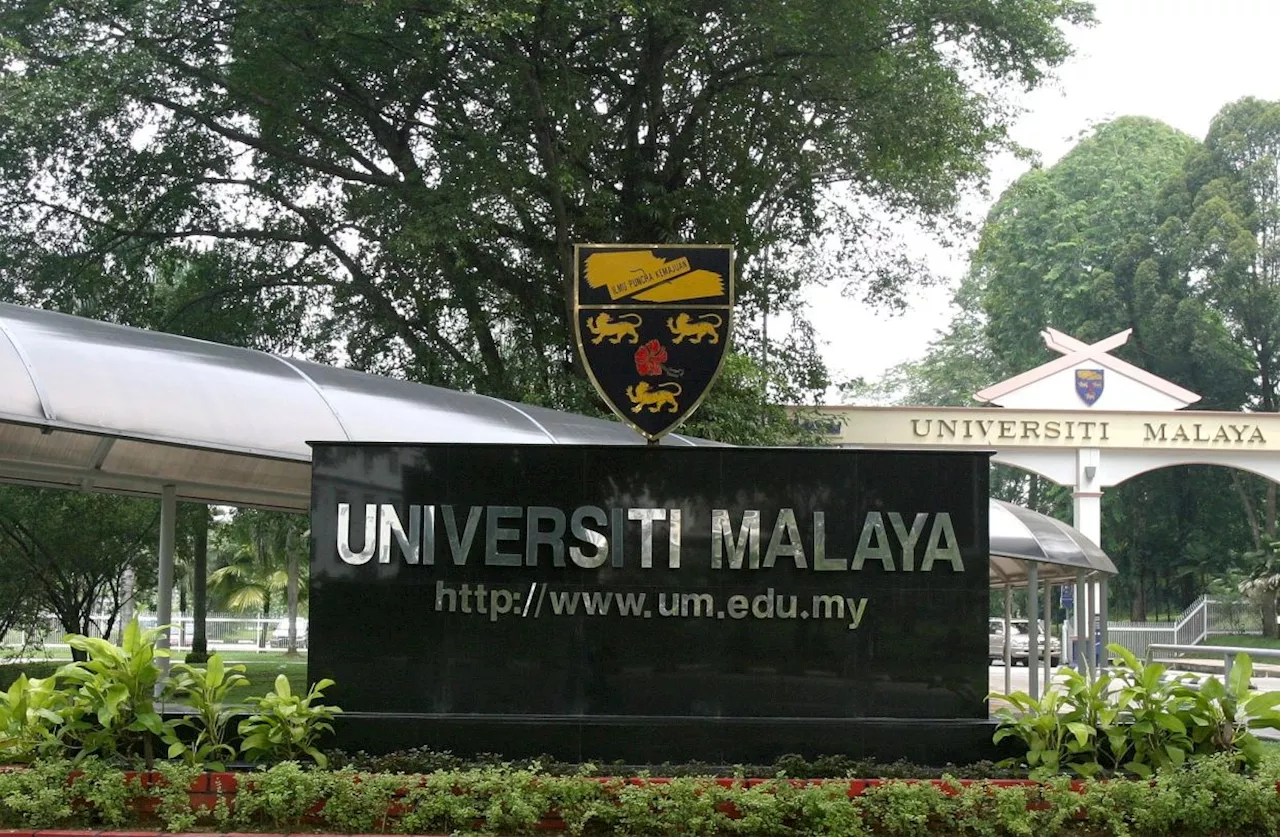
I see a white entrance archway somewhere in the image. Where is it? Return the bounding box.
[803,327,1276,669]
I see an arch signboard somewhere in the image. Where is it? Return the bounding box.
[797,327,1272,670]
[798,327,1280,549]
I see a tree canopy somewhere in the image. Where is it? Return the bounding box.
[0,486,159,644]
[1159,97,1280,414]
[868,113,1269,620]
[0,0,1093,442]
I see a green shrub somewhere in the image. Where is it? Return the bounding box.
[1185,652,1280,769]
[993,644,1280,779]
[1,758,1280,834]
[992,676,1098,778]
[161,653,249,770]
[57,618,168,767]
[0,662,61,691]
[0,758,78,827]
[312,768,403,834]
[0,624,342,770]
[327,747,1017,780]
[0,673,69,763]
[1105,644,1200,775]
[228,760,327,830]
[238,674,341,767]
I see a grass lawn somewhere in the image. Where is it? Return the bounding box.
[225,655,309,695]
[0,650,310,697]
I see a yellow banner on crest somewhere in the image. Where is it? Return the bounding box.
[583,251,723,303]
[584,251,690,299]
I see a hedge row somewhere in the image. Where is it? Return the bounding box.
[3,756,1280,835]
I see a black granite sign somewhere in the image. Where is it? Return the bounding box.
[308,443,992,763]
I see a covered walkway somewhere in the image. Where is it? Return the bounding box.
[0,303,1113,698]
[0,303,712,657]
[0,303,706,513]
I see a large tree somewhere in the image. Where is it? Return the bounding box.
[1158,98,1280,545]
[0,486,159,652]
[209,509,307,651]
[0,0,1092,438]
[974,116,1247,401]
[870,116,1257,620]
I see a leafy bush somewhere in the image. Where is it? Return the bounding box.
[2,757,1280,835]
[327,746,1018,780]
[57,618,169,766]
[1187,652,1280,769]
[992,679,1098,778]
[992,643,1280,778]
[238,674,341,767]
[0,673,68,763]
[0,661,60,691]
[1104,644,1200,775]
[161,653,249,770]
[0,619,341,770]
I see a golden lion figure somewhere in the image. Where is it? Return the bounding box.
[666,312,722,344]
[626,381,682,413]
[585,312,642,344]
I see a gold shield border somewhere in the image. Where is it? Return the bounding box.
[572,243,736,442]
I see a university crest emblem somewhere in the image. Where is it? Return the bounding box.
[573,244,734,441]
[1075,368,1104,406]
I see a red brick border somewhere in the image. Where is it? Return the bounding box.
[15,773,1264,834]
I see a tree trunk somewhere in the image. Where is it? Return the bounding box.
[1141,573,1152,627]
[259,590,271,649]
[188,506,209,663]
[286,527,299,657]
[1269,482,1277,539]
[117,568,136,644]
[1267,485,1278,639]
[59,608,90,661]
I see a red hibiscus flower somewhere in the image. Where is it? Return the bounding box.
[635,339,668,376]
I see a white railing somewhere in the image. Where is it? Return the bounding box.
[1206,598,1265,635]
[1105,620,1178,657]
[1146,642,1280,678]
[1108,595,1263,658]
[2,612,307,652]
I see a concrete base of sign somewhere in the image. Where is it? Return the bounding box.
[329,713,1012,765]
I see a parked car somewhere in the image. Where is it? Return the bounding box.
[989,618,1061,666]
[270,616,308,648]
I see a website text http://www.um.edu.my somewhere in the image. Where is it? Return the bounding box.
[432,580,868,630]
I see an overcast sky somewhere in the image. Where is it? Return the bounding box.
[810,0,1280,400]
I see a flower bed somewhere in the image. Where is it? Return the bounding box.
[2,757,1280,836]
[10,626,1280,833]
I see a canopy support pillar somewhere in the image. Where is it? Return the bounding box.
[1075,570,1090,677]
[1043,579,1053,683]
[1003,583,1012,695]
[1028,560,1039,700]
[156,484,176,691]
[1099,576,1109,667]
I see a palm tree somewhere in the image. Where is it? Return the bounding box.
[209,510,306,649]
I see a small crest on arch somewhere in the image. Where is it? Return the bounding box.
[573,244,734,441]
[1075,368,1104,406]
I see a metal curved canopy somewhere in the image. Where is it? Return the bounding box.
[989,498,1117,585]
[0,301,1122,588]
[0,303,713,512]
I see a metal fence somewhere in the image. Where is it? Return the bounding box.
[1106,596,1263,658]
[5,598,1266,660]
[2,612,307,652]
